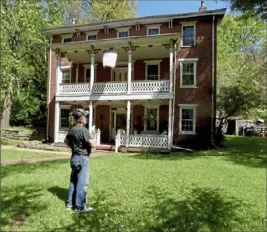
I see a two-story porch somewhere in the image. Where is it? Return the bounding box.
[49,33,179,150]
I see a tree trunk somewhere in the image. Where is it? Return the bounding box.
[1,77,13,129]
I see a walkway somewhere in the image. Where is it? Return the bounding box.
[1,145,112,165]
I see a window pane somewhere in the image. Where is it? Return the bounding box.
[63,37,72,43]
[182,74,194,86]
[182,63,195,86]
[181,109,194,131]
[147,65,159,80]
[182,26,195,46]
[148,28,159,35]
[88,35,97,40]
[61,109,70,128]
[118,31,129,38]
[62,70,70,83]
[146,109,157,130]
[85,68,90,82]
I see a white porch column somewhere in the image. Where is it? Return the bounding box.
[127,49,132,94]
[56,56,62,95]
[89,101,93,133]
[54,101,60,143]
[126,100,131,147]
[90,53,95,93]
[168,99,172,150]
[169,45,174,93]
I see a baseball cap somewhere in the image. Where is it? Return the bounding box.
[72,109,89,120]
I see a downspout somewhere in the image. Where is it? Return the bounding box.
[46,46,52,141]
[211,15,215,145]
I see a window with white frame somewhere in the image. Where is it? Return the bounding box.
[147,27,160,36]
[118,31,129,38]
[182,24,195,46]
[145,108,158,131]
[62,68,71,84]
[87,34,97,41]
[145,60,161,80]
[63,37,72,43]
[179,59,198,87]
[179,104,197,134]
[85,68,91,83]
[60,108,70,129]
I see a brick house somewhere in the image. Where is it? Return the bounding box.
[42,5,226,150]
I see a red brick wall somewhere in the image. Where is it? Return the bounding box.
[160,58,169,80]
[172,17,214,148]
[96,64,111,82]
[132,105,144,133]
[95,105,110,143]
[134,60,145,80]
[98,29,117,40]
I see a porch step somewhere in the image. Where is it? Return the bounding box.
[119,147,170,154]
[96,144,115,151]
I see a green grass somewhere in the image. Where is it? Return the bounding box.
[1,150,68,160]
[1,136,266,232]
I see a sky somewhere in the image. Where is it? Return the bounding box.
[137,0,230,16]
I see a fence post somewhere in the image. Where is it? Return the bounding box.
[115,130,121,153]
[96,129,101,146]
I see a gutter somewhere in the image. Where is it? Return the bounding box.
[211,15,215,144]
[46,47,52,141]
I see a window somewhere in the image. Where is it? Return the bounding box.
[87,35,97,41]
[118,31,129,38]
[182,25,195,46]
[60,108,70,128]
[147,65,159,80]
[63,37,72,43]
[179,58,198,88]
[145,108,158,131]
[62,69,71,84]
[147,28,160,36]
[179,104,197,134]
[145,60,161,80]
[85,68,90,83]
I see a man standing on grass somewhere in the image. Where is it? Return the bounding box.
[64,109,96,213]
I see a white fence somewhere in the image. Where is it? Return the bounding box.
[115,130,168,152]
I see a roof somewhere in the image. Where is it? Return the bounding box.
[42,8,226,36]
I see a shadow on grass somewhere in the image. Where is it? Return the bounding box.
[49,190,126,232]
[48,187,69,203]
[130,136,267,168]
[1,160,68,179]
[1,185,47,231]
[146,185,246,232]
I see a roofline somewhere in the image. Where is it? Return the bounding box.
[42,8,226,36]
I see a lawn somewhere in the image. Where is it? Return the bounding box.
[1,136,266,232]
[1,149,68,160]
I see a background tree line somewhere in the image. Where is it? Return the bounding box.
[1,0,266,145]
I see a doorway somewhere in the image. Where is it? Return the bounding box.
[112,67,127,82]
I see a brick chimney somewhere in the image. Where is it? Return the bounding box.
[199,0,207,11]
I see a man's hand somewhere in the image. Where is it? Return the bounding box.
[87,139,96,149]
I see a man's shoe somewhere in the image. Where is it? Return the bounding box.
[66,203,73,211]
[75,206,93,213]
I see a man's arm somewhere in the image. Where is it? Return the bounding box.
[83,129,96,149]
[64,136,70,147]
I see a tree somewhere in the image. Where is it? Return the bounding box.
[215,13,266,145]
[220,0,267,20]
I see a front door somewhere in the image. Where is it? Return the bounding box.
[112,68,127,82]
[116,114,127,132]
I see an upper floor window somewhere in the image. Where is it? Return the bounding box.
[63,37,72,43]
[87,35,97,41]
[181,23,196,46]
[179,58,198,88]
[118,31,129,38]
[147,27,160,36]
[145,60,161,80]
[61,67,71,84]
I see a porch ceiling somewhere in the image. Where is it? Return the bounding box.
[51,33,179,63]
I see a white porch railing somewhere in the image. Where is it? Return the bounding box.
[56,129,101,146]
[58,83,90,95]
[115,130,168,152]
[131,80,170,93]
[58,80,170,95]
[92,82,127,94]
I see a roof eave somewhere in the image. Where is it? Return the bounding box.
[41,8,226,36]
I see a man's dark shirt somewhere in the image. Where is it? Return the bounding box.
[66,124,93,156]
